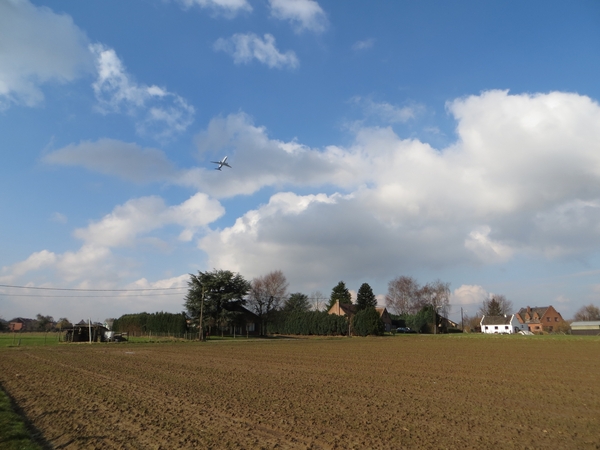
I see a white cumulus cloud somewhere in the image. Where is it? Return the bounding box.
[0,0,93,109]
[174,0,251,17]
[268,0,328,33]
[74,193,224,248]
[214,33,299,69]
[451,285,490,307]
[192,90,600,288]
[90,44,195,139]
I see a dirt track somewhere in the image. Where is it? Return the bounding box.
[1,336,599,449]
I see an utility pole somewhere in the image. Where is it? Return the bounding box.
[461,307,464,332]
[199,285,205,341]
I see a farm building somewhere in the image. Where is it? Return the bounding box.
[8,317,36,332]
[223,301,261,336]
[65,323,109,342]
[570,321,600,336]
[480,315,525,334]
[515,305,565,332]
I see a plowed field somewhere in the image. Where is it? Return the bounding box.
[1,335,599,449]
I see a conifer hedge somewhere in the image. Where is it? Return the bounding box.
[112,311,188,334]
[269,311,349,336]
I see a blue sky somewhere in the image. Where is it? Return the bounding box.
[2,0,600,323]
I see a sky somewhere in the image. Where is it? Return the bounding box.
[2,0,600,324]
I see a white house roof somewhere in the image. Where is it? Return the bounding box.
[481,315,514,326]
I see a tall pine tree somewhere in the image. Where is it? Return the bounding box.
[326,281,352,311]
[356,283,377,311]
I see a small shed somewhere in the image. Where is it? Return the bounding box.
[65,323,109,342]
[570,321,600,336]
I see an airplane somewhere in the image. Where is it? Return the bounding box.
[210,156,232,171]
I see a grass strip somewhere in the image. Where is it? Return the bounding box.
[0,387,42,450]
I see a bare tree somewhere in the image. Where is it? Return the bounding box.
[462,312,482,332]
[573,304,600,321]
[479,294,513,316]
[247,270,288,335]
[420,279,450,318]
[385,276,420,315]
[310,290,326,311]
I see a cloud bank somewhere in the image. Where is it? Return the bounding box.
[15,90,600,311]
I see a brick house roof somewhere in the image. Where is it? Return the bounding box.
[516,306,548,323]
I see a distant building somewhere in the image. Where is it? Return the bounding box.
[515,306,565,332]
[223,301,260,336]
[8,317,35,332]
[480,315,525,334]
[375,307,393,332]
[570,321,600,336]
[328,300,357,318]
[328,301,393,332]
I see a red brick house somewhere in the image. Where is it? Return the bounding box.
[8,317,35,332]
[515,306,565,332]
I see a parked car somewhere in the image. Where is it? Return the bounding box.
[396,327,416,333]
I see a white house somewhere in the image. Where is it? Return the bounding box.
[480,315,525,334]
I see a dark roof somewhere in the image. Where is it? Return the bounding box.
[9,317,34,323]
[339,303,356,315]
[223,301,260,320]
[481,315,513,325]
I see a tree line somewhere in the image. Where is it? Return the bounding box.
[112,311,188,334]
[183,270,456,337]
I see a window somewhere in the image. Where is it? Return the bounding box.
[247,323,255,332]
[547,317,551,322]
[555,317,559,322]
[485,326,488,330]
[505,326,509,330]
[494,326,498,330]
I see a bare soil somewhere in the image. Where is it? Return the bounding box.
[1,335,599,449]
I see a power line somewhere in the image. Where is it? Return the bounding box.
[0,283,186,292]
[0,292,184,298]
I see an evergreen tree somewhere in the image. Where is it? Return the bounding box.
[185,269,251,336]
[326,281,352,311]
[352,307,385,336]
[479,295,512,316]
[355,283,377,311]
[283,293,311,313]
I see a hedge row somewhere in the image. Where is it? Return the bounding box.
[112,311,187,334]
[269,311,349,336]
